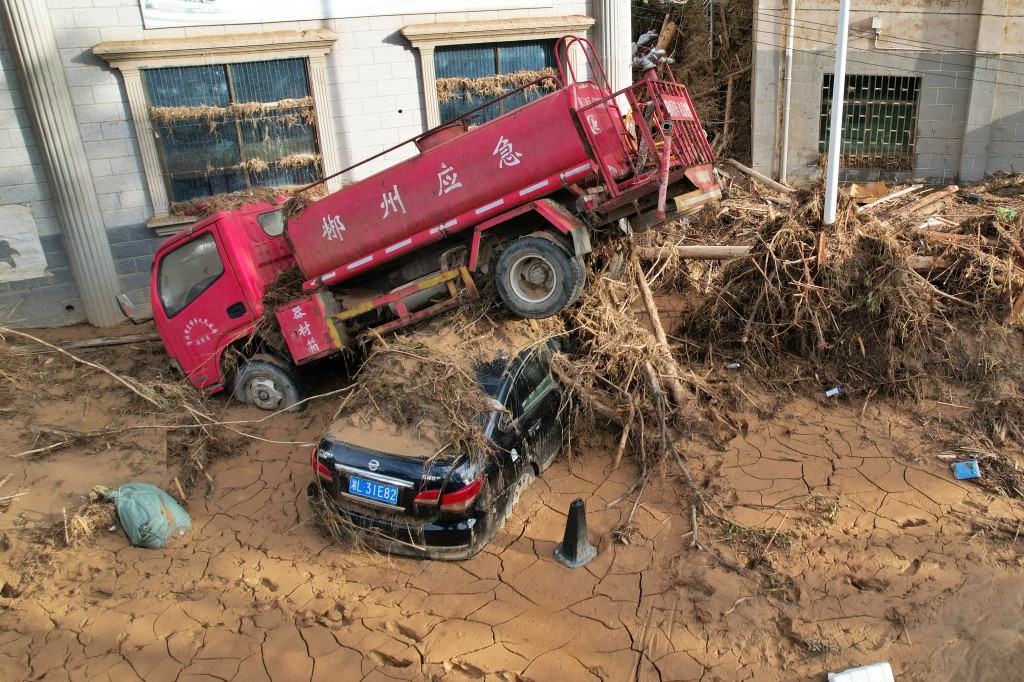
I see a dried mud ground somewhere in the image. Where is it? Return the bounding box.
[2,325,1024,682]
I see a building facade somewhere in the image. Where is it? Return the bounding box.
[0,0,629,328]
[751,0,1024,185]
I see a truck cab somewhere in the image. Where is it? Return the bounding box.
[150,202,293,395]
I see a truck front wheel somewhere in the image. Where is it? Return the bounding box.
[233,354,304,412]
[495,236,584,319]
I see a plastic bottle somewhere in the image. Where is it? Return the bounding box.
[825,387,842,398]
[828,662,894,682]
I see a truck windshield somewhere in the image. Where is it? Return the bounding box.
[157,233,224,318]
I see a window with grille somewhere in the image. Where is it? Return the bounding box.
[143,58,322,206]
[435,40,557,125]
[819,75,921,170]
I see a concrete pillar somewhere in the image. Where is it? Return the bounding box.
[958,0,1006,182]
[594,0,631,91]
[1,0,122,327]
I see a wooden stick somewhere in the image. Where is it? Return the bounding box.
[25,334,162,352]
[639,246,950,273]
[638,245,751,261]
[758,512,790,561]
[173,477,187,504]
[613,405,635,469]
[632,254,693,412]
[655,17,677,53]
[1010,288,1024,324]
[716,77,734,157]
[0,327,162,408]
[724,158,797,194]
[857,184,923,213]
[9,440,69,459]
[885,184,959,218]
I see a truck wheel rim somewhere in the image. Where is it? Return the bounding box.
[247,377,284,409]
[509,254,555,304]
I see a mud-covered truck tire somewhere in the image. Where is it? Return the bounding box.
[495,236,584,319]
[233,354,305,412]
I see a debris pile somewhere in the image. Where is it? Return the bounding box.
[634,0,753,159]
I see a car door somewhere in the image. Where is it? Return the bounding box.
[504,345,564,471]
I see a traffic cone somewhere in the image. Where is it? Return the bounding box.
[553,497,597,568]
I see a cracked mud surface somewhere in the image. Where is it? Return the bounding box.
[2,334,1024,681]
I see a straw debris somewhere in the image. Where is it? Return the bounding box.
[149,96,315,132]
[436,68,559,103]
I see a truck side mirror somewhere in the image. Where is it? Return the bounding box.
[116,292,136,318]
[116,293,153,325]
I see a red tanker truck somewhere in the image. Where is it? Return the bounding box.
[118,37,722,410]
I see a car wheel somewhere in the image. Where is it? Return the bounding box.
[233,354,304,412]
[494,236,584,319]
[508,466,537,512]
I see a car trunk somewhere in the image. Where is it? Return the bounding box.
[315,426,463,520]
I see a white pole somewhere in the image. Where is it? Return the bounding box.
[822,0,851,226]
[779,0,797,181]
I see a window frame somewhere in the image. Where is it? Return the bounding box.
[401,15,595,129]
[818,74,922,170]
[93,30,341,235]
[434,39,558,125]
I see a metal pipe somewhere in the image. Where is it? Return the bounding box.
[779,0,797,181]
[823,0,852,226]
[657,121,675,220]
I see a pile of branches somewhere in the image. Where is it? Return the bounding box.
[333,335,495,465]
[673,176,1024,401]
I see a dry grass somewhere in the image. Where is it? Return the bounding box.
[170,186,282,218]
[436,68,559,103]
[149,96,315,131]
[276,153,321,170]
[343,338,494,465]
[237,157,269,174]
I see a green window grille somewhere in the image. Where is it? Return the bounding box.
[435,40,557,125]
[819,74,921,170]
[142,58,322,206]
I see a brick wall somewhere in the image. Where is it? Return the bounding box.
[750,0,1024,185]
[0,0,594,328]
[986,66,1024,175]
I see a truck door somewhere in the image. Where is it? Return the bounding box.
[153,228,251,390]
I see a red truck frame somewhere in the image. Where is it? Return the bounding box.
[126,37,722,410]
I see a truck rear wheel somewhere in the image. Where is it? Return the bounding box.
[495,236,584,319]
[233,354,304,412]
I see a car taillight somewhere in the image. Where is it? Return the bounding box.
[311,447,333,481]
[439,477,483,513]
[412,488,440,506]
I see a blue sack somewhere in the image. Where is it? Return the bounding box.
[105,483,191,548]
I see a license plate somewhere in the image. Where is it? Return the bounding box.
[348,475,399,506]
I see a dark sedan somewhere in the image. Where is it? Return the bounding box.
[308,338,566,559]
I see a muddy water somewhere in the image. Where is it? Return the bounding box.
[2,350,1024,680]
